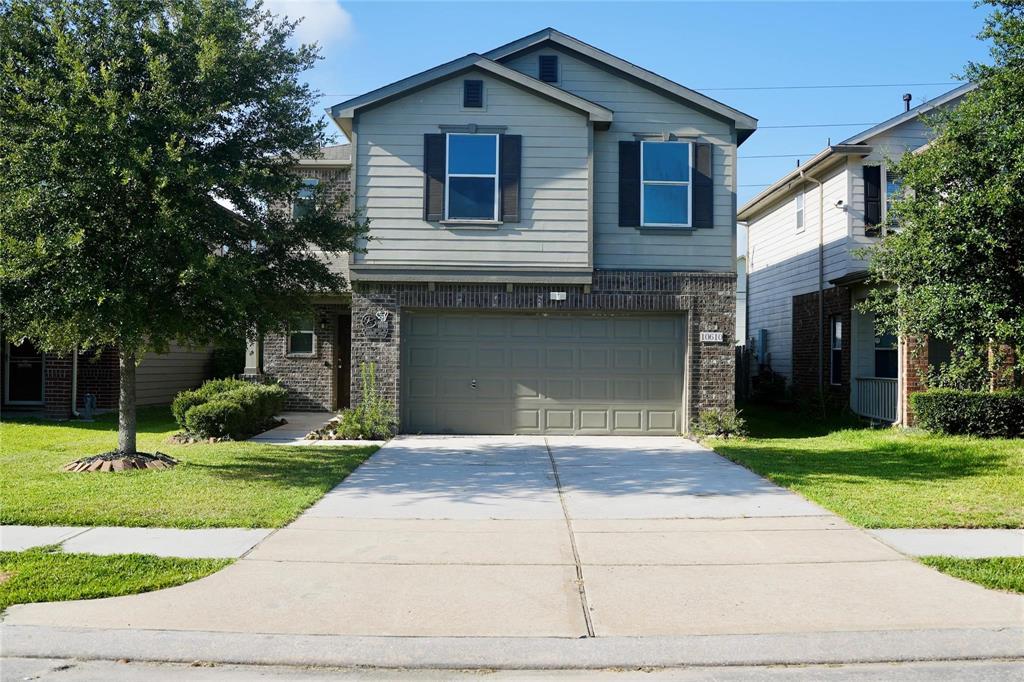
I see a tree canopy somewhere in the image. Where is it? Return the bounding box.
[862,0,1024,387]
[0,0,367,451]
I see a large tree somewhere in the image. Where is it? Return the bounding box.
[0,0,367,453]
[862,0,1024,388]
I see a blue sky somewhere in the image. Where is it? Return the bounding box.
[267,1,992,206]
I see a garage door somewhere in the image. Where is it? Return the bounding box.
[401,312,685,435]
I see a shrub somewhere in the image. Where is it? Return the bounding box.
[315,363,396,440]
[910,389,1024,438]
[691,408,748,439]
[173,378,288,439]
[185,399,246,440]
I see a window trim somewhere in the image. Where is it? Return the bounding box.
[286,318,317,357]
[795,191,805,232]
[639,140,693,228]
[882,164,901,231]
[444,132,500,222]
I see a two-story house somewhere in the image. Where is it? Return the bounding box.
[253,28,757,435]
[738,83,974,424]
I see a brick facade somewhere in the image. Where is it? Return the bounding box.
[345,271,736,430]
[263,303,349,411]
[791,286,852,406]
[900,335,930,426]
[37,349,119,420]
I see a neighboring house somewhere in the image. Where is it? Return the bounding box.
[0,340,215,420]
[738,83,974,424]
[735,252,747,345]
[253,28,757,434]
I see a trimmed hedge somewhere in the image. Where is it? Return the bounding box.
[910,389,1024,438]
[173,379,287,439]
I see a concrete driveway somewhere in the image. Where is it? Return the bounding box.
[4,436,1022,646]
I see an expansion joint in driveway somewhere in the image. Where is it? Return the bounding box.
[543,438,595,638]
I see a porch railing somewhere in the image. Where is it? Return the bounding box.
[855,377,898,422]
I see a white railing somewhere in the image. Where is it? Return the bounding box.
[855,377,898,422]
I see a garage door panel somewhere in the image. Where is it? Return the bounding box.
[402,313,684,435]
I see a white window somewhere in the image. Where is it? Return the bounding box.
[445,133,499,221]
[288,318,316,355]
[640,140,691,227]
[884,167,902,230]
[292,178,318,219]
[830,316,843,385]
[795,192,805,232]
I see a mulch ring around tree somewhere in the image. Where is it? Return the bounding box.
[63,451,179,473]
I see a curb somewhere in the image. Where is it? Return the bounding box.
[3,625,1022,669]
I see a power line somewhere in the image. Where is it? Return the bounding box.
[759,122,874,129]
[739,153,819,159]
[696,81,958,92]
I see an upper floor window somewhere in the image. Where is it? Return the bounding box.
[884,168,902,230]
[795,192,805,232]
[292,178,318,219]
[288,317,316,355]
[640,140,691,227]
[445,133,499,221]
[538,55,559,83]
[463,80,484,108]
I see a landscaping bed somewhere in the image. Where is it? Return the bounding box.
[0,546,230,611]
[0,407,378,528]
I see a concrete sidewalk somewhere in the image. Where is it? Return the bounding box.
[3,435,1022,667]
[0,525,272,559]
[247,412,387,446]
[868,529,1024,558]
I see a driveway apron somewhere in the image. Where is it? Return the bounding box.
[4,435,1022,639]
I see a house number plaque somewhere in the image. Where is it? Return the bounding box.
[699,331,725,343]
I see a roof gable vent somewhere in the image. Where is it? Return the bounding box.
[538,54,558,83]
[463,79,484,108]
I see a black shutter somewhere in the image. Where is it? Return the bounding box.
[500,134,522,223]
[423,134,445,221]
[864,165,881,228]
[618,141,640,227]
[692,142,714,229]
[539,55,558,83]
[463,80,483,108]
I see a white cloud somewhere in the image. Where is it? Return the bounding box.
[263,1,354,47]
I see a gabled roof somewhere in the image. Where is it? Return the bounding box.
[840,81,976,145]
[328,52,613,136]
[739,82,977,222]
[484,28,758,143]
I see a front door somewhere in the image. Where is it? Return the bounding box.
[5,340,45,404]
[335,315,352,410]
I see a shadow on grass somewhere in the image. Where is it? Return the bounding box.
[188,445,378,488]
[738,403,867,440]
[0,406,177,436]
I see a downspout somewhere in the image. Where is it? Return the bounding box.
[800,170,826,415]
[70,348,80,418]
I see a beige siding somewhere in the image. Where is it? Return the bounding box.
[136,344,214,406]
[353,69,591,269]
[744,164,849,378]
[504,47,737,272]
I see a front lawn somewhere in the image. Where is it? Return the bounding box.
[0,408,378,528]
[711,406,1024,528]
[0,546,230,611]
[919,556,1024,594]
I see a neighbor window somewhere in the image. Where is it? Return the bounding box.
[884,169,902,230]
[292,178,319,219]
[640,140,691,227]
[288,318,315,355]
[795,192,805,231]
[874,331,898,379]
[445,133,499,221]
[830,316,843,385]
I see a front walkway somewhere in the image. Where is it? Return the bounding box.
[3,436,1022,666]
[247,412,387,447]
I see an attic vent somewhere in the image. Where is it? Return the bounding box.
[463,79,483,108]
[538,55,558,83]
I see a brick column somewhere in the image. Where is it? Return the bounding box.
[900,335,930,426]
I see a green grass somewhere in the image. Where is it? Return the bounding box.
[0,546,230,611]
[919,556,1024,594]
[0,407,378,528]
[711,405,1024,528]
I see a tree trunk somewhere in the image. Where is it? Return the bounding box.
[118,351,137,454]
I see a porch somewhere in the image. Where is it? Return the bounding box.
[850,306,900,423]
